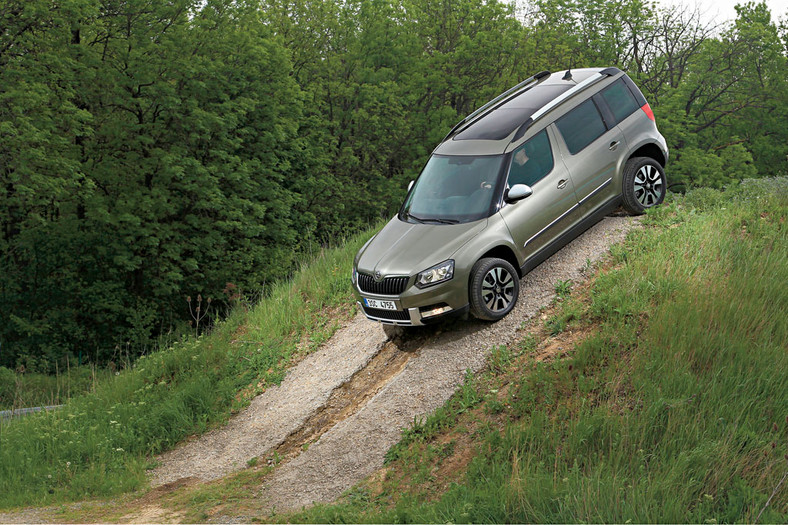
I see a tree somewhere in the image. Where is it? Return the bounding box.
[658,2,786,187]
[0,0,311,369]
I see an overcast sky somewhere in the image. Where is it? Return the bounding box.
[660,0,787,24]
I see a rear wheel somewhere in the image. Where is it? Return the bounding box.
[469,258,520,321]
[622,157,666,214]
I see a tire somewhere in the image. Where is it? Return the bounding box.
[622,157,666,215]
[469,257,520,321]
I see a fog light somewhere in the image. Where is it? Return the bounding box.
[421,305,452,319]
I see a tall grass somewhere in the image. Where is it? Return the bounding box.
[292,178,788,523]
[484,181,788,523]
[0,224,380,509]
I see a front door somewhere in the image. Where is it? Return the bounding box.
[499,127,581,264]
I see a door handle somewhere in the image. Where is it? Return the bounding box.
[609,141,620,151]
[557,179,568,189]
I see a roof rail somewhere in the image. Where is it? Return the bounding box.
[511,68,619,142]
[443,70,550,141]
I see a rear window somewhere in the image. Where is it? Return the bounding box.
[600,79,640,124]
[555,99,607,155]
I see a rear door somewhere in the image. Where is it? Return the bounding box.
[554,97,624,213]
[499,127,581,263]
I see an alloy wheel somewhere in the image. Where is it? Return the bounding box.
[481,267,515,313]
[634,164,664,207]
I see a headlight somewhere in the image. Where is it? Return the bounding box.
[415,260,454,289]
[351,266,357,285]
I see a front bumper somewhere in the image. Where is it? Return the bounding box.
[352,273,469,326]
[356,300,469,326]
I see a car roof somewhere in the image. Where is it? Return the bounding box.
[434,68,619,156]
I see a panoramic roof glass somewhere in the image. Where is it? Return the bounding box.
[454,84,573,141]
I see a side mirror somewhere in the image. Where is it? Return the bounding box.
[505,184,532,203]
[407,180,414,192]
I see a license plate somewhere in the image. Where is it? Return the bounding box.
[364,298,397,310]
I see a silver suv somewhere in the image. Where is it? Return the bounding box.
[352,67,668,327]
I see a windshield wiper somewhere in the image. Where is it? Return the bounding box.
[404,212,458,225]
[403,211,426,223]
[423,217,459,224]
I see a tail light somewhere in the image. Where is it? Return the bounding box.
[641,103,655,122]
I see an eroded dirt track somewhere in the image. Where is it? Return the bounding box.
[155,215,638,514]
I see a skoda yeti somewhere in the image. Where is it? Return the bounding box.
[352,67,668,327]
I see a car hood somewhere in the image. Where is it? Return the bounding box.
[356,217,488,278]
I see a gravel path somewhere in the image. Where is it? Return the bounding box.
[255,215,637,511]
[150,317,388,486]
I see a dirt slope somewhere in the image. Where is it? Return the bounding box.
[154,215,638,514]
[151,318,387,486]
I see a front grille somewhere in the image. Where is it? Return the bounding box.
[362,306,411,321]
[358,274,409,295]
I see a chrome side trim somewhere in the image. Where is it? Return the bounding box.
[523,176,614,248]
[524,202,579,247]
[578,177,613,205]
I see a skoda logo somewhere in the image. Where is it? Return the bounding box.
[374,270,383,281]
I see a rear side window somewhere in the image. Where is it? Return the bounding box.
[507,130,554,187]
[600,79,640,124]
[555,99,607,155]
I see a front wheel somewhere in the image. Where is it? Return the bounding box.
[469,258,520,321]
[622,157,666,215]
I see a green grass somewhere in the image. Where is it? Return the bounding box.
[286,178,788,523]
[0,223,381,509]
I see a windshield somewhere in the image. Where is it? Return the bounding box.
[401,154,505,224]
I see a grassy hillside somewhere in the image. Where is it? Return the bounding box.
[2,178,786,522]
[286,178,788,523]
[0,225,381,509]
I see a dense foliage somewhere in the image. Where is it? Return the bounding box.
[1,0,786,370]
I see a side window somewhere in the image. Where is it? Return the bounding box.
[555,99,607,155]
[507,130,554,188]
[600,79,640,124]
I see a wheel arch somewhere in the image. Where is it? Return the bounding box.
[628,143,666,168]
[478,245,522,278]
